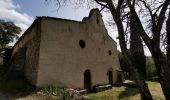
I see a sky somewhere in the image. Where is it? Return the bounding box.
[0,0,151,56]
[0,0,91,33]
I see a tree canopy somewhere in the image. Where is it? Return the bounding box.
[0,20,21,57]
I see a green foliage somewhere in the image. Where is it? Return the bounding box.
[0,63,4,76]
[119,54,158,81]
[0,20,20,76]
[0,49,12,76]
[0,63,8,76]
[0,76,29,93]
[118,52,131,79]
[0,19,21,57]
[146,57,158,81]
[42,85,71,100]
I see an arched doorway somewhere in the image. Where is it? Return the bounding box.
[84,70,91,91]
[107,69,113,85]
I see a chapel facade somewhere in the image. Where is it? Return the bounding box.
[10,9,121,90]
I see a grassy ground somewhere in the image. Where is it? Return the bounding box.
[0,76,165,100]
[0,76,58,100]
[87,81,165,100]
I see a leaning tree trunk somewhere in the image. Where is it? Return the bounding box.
[144,1,170,99]
[106,0,153,99]
[150,1,170,99]
[155,9,170,100]
[129,13,147,80]
[167,8,170,70]
[127,1,170,99]
[151,47,170,100]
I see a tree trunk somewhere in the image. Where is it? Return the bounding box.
[106,0,153,99]
[151,48,170,100]
[127,2,170,99]
[167,5,170,68]
[167,8,170,69]
[129,65,152,100]
[129,12,147,80]
[155,9,170,100]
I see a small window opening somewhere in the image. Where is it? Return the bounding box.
[79,40,86,48]
[97,17,99,24]
[108,50,112,56]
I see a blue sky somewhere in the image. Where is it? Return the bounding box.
[0,0,91,33]
[0,0,93,43]
[0,0,119,44]
[14,0,90,21]
[0,0,151,56]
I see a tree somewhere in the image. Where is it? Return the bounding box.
[0,20,21,58]
[129,6,147,80]
[93,0,170,99]
[103,0,152,99]
[126,0,170,99]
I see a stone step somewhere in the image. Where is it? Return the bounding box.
[93,84,112,92]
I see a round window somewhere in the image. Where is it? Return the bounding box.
[79,40,86,48]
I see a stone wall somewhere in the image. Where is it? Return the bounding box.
[11,19,41,85]
[11,9,121,89]
[24,34,40,85]
[10,47,26,75]
[37,9,121,89]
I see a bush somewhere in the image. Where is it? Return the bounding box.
[42,85,71,100]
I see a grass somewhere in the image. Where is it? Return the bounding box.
[0,80,165,100]
[147,82,165,100]
[87,81,165,100]
[87,87,139,100]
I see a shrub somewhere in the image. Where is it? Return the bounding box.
[42,85,71,100]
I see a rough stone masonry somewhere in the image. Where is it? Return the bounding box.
[10,8,122,91]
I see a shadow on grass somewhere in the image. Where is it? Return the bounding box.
[118,87,139,99]
[0,75,37,99]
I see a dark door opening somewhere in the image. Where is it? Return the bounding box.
[108,70,113,85]
[84,70,91,91]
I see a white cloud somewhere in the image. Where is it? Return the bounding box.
[0,0,34,34]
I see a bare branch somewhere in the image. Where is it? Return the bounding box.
[153,3,164,15]
[139,0,155,25]
[127,0,152,51]
[157,0,170,32]
[94,0,109,9]
[117,0,125,11]
[121,12,130,21]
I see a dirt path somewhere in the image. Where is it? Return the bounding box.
[0,93,13,100]
[0,92,57,100]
